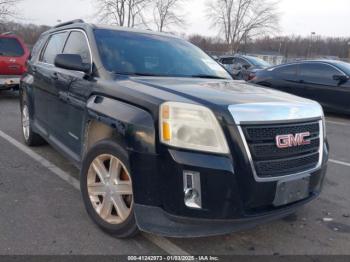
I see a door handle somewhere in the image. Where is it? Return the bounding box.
[51,72,58,80]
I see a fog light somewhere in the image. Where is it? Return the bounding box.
[183,171,202,209]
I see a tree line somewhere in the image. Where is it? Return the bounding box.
[189,34,350,60]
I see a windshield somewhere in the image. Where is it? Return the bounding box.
[94,29,231,79]
[0,37,24,57]
[246,56,271,68]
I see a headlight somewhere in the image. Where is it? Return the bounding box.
[159,102,230,154]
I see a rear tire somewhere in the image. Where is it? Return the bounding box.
[80,139,139,238]
[21,101,46,146]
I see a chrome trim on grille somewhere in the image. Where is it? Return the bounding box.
[228,102,324,125]
[236,121,324,183]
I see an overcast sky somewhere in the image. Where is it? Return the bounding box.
[16,0,350,38]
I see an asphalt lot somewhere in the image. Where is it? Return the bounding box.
[0,90,349,256]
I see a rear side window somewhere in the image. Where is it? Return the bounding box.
[0,37,24,57]
[221,58,234,65]
[41,32,68,64]
[30,35,46,62]
[63,31,91,64]
[274,65,297,78]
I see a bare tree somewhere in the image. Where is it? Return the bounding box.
[207,0,280,53]
[153,0,185,32]
[95,0,150,27]
[0,0,21,22]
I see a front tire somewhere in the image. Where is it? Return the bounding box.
[80,140,139,238]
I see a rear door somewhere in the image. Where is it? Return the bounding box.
[0,36,26,76]
[271,64,299,93]
[34,32,68,132]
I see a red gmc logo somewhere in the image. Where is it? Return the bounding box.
[276,132,311,149]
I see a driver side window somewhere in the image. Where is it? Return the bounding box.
[300,63,340,85]
[63,31,91,64]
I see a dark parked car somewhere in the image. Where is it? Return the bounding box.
[251,60,350,115]
[218,55,271,81]
[20,20,328,238]
[0,32,30,91]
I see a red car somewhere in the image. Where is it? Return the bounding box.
[0,33,30,91]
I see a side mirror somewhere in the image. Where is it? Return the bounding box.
[333,74,349,85]
[54,54,91,74]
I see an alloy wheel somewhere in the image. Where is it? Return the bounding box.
[87,154,133,224]
[22,105,30,141]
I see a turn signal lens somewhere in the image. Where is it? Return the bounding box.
[162,122,171,141]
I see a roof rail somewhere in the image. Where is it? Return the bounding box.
[54,19,85,28]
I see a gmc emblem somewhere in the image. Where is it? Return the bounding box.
[276,132,311,149]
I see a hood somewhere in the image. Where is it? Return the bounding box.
[131,77,314,108]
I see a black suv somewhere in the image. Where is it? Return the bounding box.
[20,20,329,238]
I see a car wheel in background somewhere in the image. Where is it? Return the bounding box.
[80,140,139,238]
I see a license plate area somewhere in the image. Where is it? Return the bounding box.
[273,176,310,207]
[0,78,19,86]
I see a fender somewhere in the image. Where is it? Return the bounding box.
[86,95,161,206]
[86,95,157,155]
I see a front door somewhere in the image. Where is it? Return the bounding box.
[53,30,94,159]
[298,63,347,111]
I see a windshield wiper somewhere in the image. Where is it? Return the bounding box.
[190,74,229,79]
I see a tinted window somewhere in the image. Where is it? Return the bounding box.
[274,65,297,78]
[221,58,234,65]
[235,58,251,68]
[63,31,91,64]
[30,35,46,62]
[0,38,24,57]
[300,63,339,79]
[41,33,67,64]
[94,29,231,79]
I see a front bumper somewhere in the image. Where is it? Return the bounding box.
[0,76,20,89]
[130,141,328,237]
[135,193,318,238]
